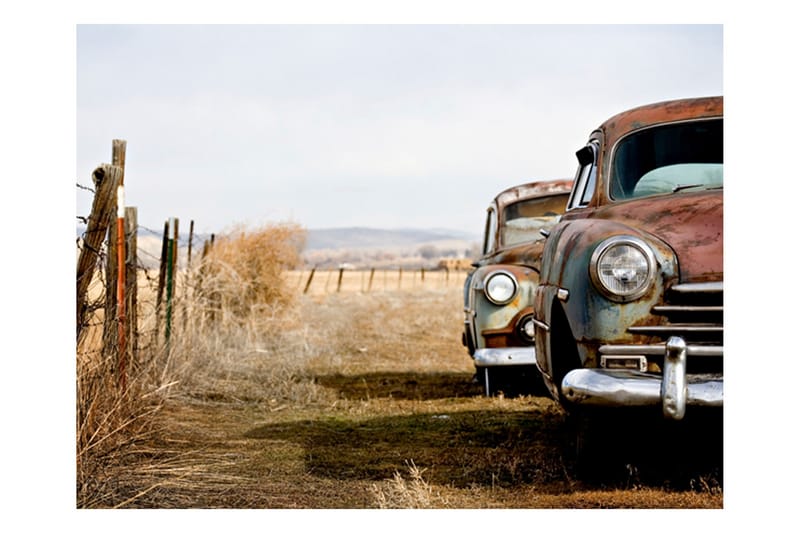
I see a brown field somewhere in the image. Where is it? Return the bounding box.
[78,267,722,509]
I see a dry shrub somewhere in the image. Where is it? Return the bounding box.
[197,223,305,320]
[167,223,312,399]
[76,339,172,507]
[371,460,449,509]
[77,222,308,507]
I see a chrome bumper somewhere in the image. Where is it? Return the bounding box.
[561,337,723,420]
[473,347,536,367]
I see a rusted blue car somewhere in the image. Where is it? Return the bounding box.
[462,179,572,396]
[533,96,723,428]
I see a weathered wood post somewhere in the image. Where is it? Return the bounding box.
[337,267,344,292]
[155,220,169,347]
[103,140,126,358]
[303,268,316,294]
[76,164,121,341]
[124,206,138,369]
[368,268,375,292]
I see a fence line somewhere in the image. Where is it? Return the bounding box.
[290,267,470,295]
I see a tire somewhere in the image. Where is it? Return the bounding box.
[566,410,621,481]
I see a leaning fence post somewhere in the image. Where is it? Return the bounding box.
[337,267,344,293]
[368,268,375,292]
[303,268,316,294]
[76,164,121,341]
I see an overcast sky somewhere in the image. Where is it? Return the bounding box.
[76,24,722,237]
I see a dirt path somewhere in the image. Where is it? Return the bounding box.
[106,290,722,508]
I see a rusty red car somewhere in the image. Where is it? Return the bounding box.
[532,97,723,427]
[462,178,573,396]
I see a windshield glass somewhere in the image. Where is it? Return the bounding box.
[500,193,569,247]
[610,118,723,200]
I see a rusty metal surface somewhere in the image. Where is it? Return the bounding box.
[463,179,574,391]
[493,178,574,213]
[533,96,724,414]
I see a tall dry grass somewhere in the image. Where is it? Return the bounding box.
[76,222,307,507]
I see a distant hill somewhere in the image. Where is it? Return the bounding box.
[305,227,479,251]
[75,225,482,270]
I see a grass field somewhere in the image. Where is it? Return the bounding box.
[77,280,723,509]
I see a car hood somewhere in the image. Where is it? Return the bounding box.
[591,190,723,283]
[476,240,547,271]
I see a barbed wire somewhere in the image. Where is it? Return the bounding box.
[76,182,95,193]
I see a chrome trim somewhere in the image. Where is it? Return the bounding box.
[531,317,550,332]
[662,336,687,420]
[670,281,723,293]
[652,305,723,313]
[561,370,722,413]
[628,325,723,334]
[562,336,722,420]
[473,347,536,367]
[599,344,722,357]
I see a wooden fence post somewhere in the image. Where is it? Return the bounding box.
[104,140,126,358]
[368,268,375,292]
[337,267,344,292]
[76,164,121,340]
[124,206,138,382]
[303,268,316,294]
[155,220,168,347]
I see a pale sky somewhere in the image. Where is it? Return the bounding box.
[76,24,723,237]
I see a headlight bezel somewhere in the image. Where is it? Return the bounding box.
[483,270,519,305]
[589,235,657,302]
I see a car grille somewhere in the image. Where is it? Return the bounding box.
[627,281,723,373]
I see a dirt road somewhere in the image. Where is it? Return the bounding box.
[106,289,722,509]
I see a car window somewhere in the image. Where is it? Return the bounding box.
[567,142,598,210]
[632,163,723,197]
[482,207,497,255]
[500,193,569,247]
[610,118,723,200]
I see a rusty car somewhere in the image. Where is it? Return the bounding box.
[532,96,723,457]
[462,178,573,396]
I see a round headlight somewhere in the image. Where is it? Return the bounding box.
[518,315,536,343]
[590,236,656,301]
[484,271,518,305]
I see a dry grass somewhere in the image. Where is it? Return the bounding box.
[76,221,722,509]
[76,222,308,508]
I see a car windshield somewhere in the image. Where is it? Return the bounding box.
[610,118,723,200]
[500,193,569,247]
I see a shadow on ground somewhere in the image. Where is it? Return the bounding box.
[313,371,484,400]
[246,371,723,491]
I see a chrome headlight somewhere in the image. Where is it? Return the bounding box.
[484,271,518,305]
[590,236,657,301]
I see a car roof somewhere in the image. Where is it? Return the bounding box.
[597,96,723,147]
[492,178,574,211]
